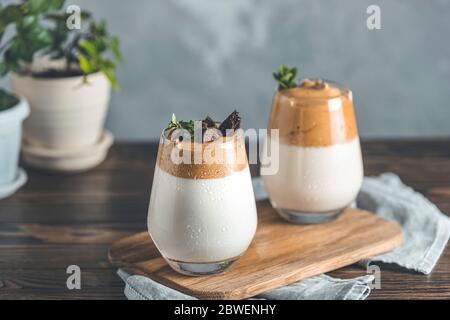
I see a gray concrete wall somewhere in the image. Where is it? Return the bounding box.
[2,0,450,140]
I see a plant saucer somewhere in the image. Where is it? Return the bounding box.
[22,130,114,173]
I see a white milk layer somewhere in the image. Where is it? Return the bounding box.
[261,137,363,212]
[147,166,257,263]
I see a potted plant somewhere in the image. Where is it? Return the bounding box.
[0,0,123,172]
[0,88,29,199]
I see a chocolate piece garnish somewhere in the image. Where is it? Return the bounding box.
[301,78,328,90]
[202,116,216,130]
[219,110,241,136]
[202,116,221,142]
[166,112,241,142]
[203,128,222,142]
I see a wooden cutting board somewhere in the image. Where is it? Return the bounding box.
[109,200,402,300]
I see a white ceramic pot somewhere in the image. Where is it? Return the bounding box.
[11,72,111,150]
[0,97,29,198]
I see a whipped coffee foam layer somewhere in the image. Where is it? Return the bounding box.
[157,132,248,179]
[269,80,358,147]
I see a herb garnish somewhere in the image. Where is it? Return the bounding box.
[167,113,195,136]
[273,64,298,90]
[166,111,241,142]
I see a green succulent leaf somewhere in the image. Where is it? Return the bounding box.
[101,65,120,90]
[0,0,124,91]
[0,88,19,112]
[273,64,299,90]
[110,37,123,62]
[79,39,99,59]
[0,61,7,76]
[0,5,23,31]
[28,0,65,14]
[77,53,92,73]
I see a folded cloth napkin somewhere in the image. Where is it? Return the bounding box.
[118,173,450,300]
[118,269,374,300]
[357,173,450,274]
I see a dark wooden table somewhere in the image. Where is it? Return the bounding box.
[0,140,449,300]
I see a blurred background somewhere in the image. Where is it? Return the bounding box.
[2,0,450,140]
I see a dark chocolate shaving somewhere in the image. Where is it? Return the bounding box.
[202,116,216,131]
[203,128,222,142]
[218,110,241,136]
[201,116,220,142]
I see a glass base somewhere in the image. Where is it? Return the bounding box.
[275,206,347,224]
[165,255,241,276]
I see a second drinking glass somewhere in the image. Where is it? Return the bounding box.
[261,79,363,224]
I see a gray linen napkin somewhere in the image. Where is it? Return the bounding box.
[357,173,450,274]
[118,173,450,300]
[117,269,374,300]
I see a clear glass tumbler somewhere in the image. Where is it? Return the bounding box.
[147,130,257,275]
[261,79,363,224]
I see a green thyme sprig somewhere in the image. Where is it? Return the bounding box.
[166,113,195,137]
[273,64,298,90]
